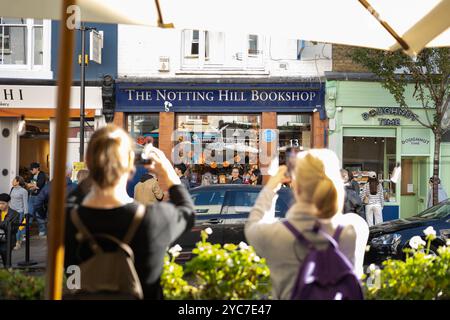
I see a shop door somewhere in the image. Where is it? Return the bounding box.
[400,157,428,218]
[417,157,429,213]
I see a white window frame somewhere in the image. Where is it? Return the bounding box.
[180,29,266,73]
[0,18,52,79]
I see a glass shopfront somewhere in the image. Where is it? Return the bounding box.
[343,136,397,203]
[127,113,160,147]
[174,114,261,187]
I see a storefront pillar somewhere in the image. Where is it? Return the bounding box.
[261,112,277,184]
[312,112,328,148]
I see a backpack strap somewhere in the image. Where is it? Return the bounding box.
[122,204,146,245]
[283,220,314,250]
[70,206,103,254]
[332,225,344,242]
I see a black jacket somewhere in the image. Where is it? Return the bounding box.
[30,171,47,196]
[64,184,195,299]
[0,207,20,246]
[343,184,364,217]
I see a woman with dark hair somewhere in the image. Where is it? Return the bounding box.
[250,169,263,185]
[360,172,384,226]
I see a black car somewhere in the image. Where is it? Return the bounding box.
[173,184,294,261]
[365,200,450,266]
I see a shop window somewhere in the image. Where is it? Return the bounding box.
[277,114,311,164]
[181,29,264,71]
[343,136,397,203]
[68,119,95,139]
[127,114,160,148]
[442,130,450,143]
[0,17,50,77]
[175,114,260,187]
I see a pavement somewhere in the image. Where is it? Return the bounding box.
[10,236,47,275]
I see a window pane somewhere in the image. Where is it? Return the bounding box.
[248,34,258,55]
[343,137,397,202]
[191,191,225,215]
[68,120,95,139]
[33,19,44,26]
[127,114,160,148]
[1,18,26,25]
[0,26,27,65]
[277,114,311,164]
[226,191,259,214]
[33,26,43,65]
[175,114,261,187]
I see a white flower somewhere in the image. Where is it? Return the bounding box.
[446,239,450,247]
[169,265,174,273]
[423,226,437,239]
[365,245,371,252]
[168,244,182,257]
[368,264,377,273]
[226,259,234,267]
[204,227,213,235]
[409,236,426,250]
[239,242,249,250]
[254,256,261,262]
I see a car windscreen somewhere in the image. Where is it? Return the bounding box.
[414,200,450,219]
[191,190,226,215]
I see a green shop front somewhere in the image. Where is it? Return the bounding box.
[326,80,450,221]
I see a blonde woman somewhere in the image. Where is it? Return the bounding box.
[64,125,195,299]
[245,149,369,300]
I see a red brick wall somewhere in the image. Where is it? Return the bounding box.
[261,112,277,183]
[332,44,370,72]
[312,112,328,148]
[159,112,175,163]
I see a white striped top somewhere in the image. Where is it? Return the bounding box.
[360,183,384,207]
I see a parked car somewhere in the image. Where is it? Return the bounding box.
[173,184,294,262]
[364,199,450,266]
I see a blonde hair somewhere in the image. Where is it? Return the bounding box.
[86,125,134,189]
[293,149,344,219]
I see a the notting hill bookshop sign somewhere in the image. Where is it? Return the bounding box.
[116,83,325,116]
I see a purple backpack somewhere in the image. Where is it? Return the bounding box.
[283,221,364,300]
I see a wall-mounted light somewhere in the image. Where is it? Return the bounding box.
[374,138,377,144]
[337,107,343,112]
[352,137,356,142]
[18,115,26,136]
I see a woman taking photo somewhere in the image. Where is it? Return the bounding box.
[245,149,368,300]
[64,125,195,299]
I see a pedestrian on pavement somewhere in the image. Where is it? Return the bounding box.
[245,149,369,299]
[133,172,164,205]
[9,176,28,250]
[427,177,449,208]
[174,163,190,190]
[34,166,76,236]
[26,162,48,237]
[341,169,364,217]
[361,172,384,227]
[229,167,243,184]
[76,169,90,184]
[0,193,21,267]
[64,125,195,299]
[346,169,361,194]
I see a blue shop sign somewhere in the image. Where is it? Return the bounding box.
[116,82,325,118]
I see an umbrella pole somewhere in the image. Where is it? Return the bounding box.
[46,0,76,300]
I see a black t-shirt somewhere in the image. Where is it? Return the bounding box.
[64,185,195,299]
